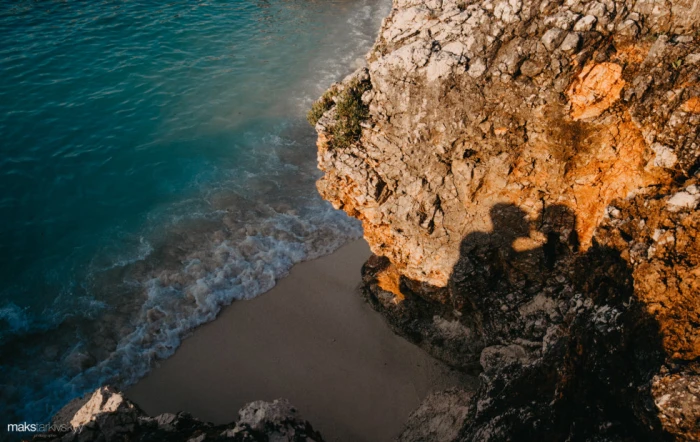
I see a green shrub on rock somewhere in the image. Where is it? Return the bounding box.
[329,79,370,149]
[307,90,335,127]
[308,77,371,149]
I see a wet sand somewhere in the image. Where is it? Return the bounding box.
[127,239,474,442]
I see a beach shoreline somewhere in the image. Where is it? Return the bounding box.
[127,239,475,442]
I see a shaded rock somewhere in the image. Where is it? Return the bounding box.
[397,388,473,442]
[479,345,532,376]
[32,387,324,442]
[368,181,700,441]
[652,367,700,440]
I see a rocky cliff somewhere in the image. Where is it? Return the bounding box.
[313,0,700,440]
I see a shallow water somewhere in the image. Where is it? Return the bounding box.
[0,0,389,426]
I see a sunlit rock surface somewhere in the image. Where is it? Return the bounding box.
[315,0,699,440]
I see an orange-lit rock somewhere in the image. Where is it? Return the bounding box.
[682,96,700,113]
[567,63,625,121]
[376,262,404,302]
[596,183,700,361]
[314,0,699,440]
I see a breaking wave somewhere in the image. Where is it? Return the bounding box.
[0,0,390,426]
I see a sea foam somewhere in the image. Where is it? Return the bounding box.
[0,0,390,428]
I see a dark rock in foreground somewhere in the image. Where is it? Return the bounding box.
[363,181,700,441]
[32,386,323,442]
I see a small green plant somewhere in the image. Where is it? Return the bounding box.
[672,58,684,70]
[329,79,371,149]
[307,89,336,127]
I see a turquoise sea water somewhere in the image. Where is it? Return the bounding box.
[0,0,388,427]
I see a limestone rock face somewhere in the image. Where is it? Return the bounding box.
[316,0,700,288]
[34,387,324,442]
[66,386,137,430]
[314,0,700,440]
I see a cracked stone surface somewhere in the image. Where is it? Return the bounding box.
[314,0,700,440]
[316,0,700,288]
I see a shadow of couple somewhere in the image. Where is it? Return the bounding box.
[444,202,667,440]
[449,202,578,316]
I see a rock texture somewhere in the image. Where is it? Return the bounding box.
[314,0,700,440]
[33,386,324,442]
[317,0,700,288]
[397,388,474,442]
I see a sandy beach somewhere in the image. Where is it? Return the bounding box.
[127,239,474,442]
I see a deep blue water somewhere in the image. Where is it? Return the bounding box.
[0,0,388,428]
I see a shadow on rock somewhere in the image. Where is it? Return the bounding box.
[364,202,673,441]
